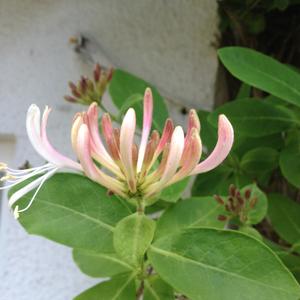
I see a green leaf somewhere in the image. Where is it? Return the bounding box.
[265,239,300,282]
[268,194,300,245]
[155,197,224,240]
[191,164,233,196]
[280,135,300,188]
[240,147,279,173]
[113,213,156,267]
[144,275,174,300]
[10,173,131,252]
[233,133,284,157]
[236,83,252,99]
[241,184,268,225]
[118,93,144,117]
[149,228,300,300]
[197,110,217,153]
[218,47,300,108]
[239,226,263,240]
[72,249,133,278]
[208,98,297,137]
[109,69,169,131]
[160,178,190,203]
[74,273,136,300]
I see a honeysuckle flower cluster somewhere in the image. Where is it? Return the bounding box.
[1,88,234,218]
[64,64,113,105]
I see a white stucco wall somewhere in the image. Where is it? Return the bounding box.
[0,1,219,299]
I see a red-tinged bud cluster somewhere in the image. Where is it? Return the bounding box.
[64,63,113,105]
[214,184,258,224]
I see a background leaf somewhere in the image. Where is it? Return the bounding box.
[208,98,296,137]
[113,213,156,267]
[72,249,132,278]
[109,69,169,131]
[10,173,131,252]
[240,147,279,173]
[279,134,300,188]
[149,228,300,300]
[268,194,300,245]
[218,47,300,107]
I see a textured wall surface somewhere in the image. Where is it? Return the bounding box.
[0,1,219,299]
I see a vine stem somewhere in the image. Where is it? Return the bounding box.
[136,280,144,300]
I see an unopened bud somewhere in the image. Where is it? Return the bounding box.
[214,195,225,205]
[218,215,228,221]
[244,189,251,199]
[229,184,236,197]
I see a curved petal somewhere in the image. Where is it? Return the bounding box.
[191,115,234,175]
[137,88,153,172]
[120,108,137,192]
[145,126,185,197]
[41,106,82,170]
[77,124,125,196]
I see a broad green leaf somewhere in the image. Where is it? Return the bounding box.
[268,194,300,245]
[74,273,136,300]
[155,197,224,240]
[149,228,300,300]
[72,249,133,278]
[118,93,143,117]
[109,69,169,131]
[160,178,190,203]
[280,134,300,188]
[265,239,300,282]
[208,98,297,137]
[240,147,279,173]
[144,275,174,300]
[10,173,131,252]
[113,213,156,267]
[218,47,300,107]
[241,184,268,225]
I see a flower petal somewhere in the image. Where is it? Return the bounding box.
[145,126,185,197]
[120,108,137,192]
[76,124,125,196]
[137,88,153,172]
[191,114,234,175]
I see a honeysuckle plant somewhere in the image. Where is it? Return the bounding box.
[2,64,300,300]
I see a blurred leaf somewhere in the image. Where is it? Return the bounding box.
[192,164,233,196]
[197,110,217,153]
[234,133,284,157]
[160,178,190,203]
[209,98,297,137]
[280,133,300,188]
[218,47,300,107]
[9,174,131,252]
[241,147,279,173]
[239,226,263,240]
[74,273,136,300]
[268,194,300,244]
[109,69,169,131]
[236,83,251,99]
[155,197,224,240]
[73,249,133,278]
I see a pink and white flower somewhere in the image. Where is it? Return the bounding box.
[1,87,234,217]
[72,88,234,200]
